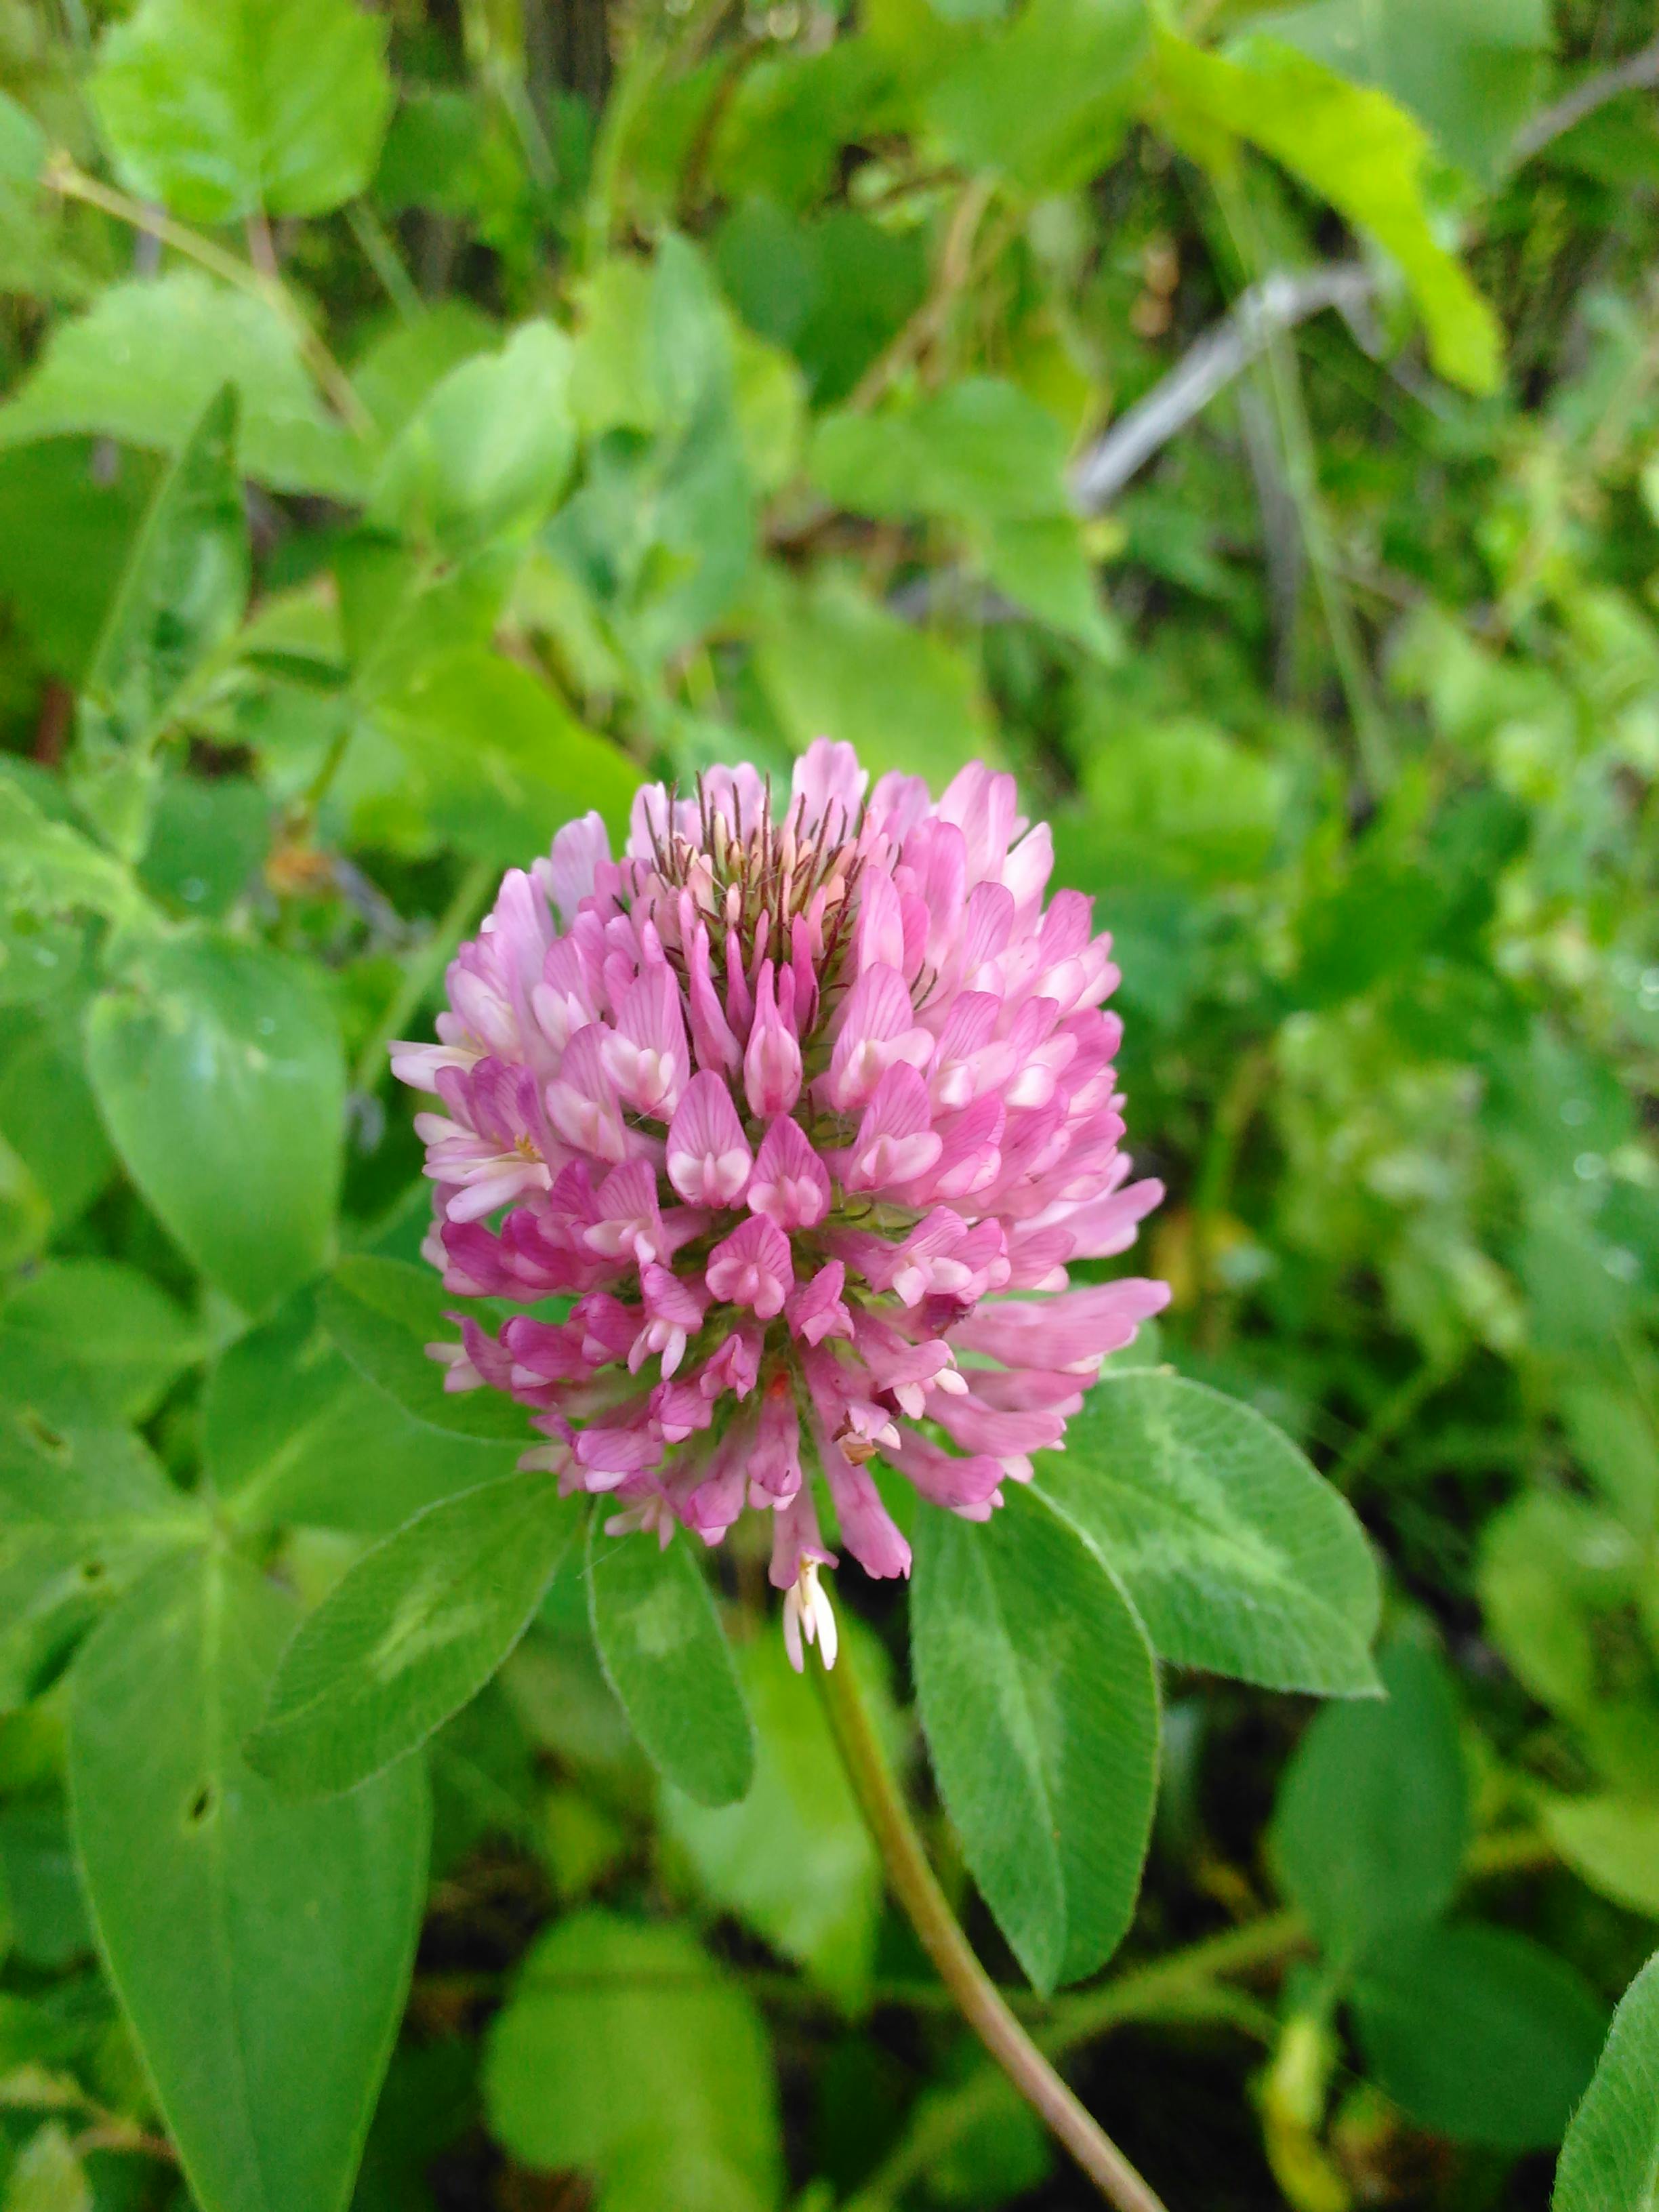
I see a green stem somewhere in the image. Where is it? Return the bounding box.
[816,1641,1170,2212]
[1212,176,1392,796]
[350,858,495,1096]
[346,200,423,324]
[1325,1354,1456,1493]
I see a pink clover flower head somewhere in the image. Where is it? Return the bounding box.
[393,742,1168,1671]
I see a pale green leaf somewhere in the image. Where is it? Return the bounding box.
[68,1550,428,2212]
[247,1472,579,1797]
[85,928,346,1315]
[0,769,141,929]
[91,0,393,224]
[1153,30,1502,392]
[483,1909,781,2212]
[1249,0,1549,183]
[927,0,1149,192]
[1542,1796,1659,1919]
[910,1483,1159,1992]
[808,377,1076,525]
[0,274,370,499]
[373,647,640,858]
[586,1519,755,1809]
[1035,1370,1380,1694]
[3,2123,90,2212]
[750,573,995,789]
[0,1004,112,1229]
[1554,1948,1659,2212]
[370,321,576,556]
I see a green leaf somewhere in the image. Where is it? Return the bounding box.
[85,928,345,1315]
[661,1626,885,2011]
[1248,0,1549,184]
[910,1482,1159,1993]
[316,1256,528,1443]
[1034,1371,1381,1694]
[1269,1639,1467,1965]
[247,1473,579,1797]
[68,1551,428,2212]
[91,0,393,224]
[0,1005,115,1233]
[0,1803,92,1970]
[205,1287,526,1534]
[0,439,159,687]
[350,300,501,443]
[138,773,272,920]
[0,274,370,499]
[3,2123,90,2212]
[1477,1492,1654,1743]
[483,1908,781,2212]
[79,384,247,760]
[0,1413,198,1641]
[1351,1923,1607,2150]
[0,1258,199,1425]
[1541,1796,1659,1919]
[1554,1948,1659,2212]
[710,40,895,213]
[926,0,1149,192]
[586,1519,755,1809]
[551,234,758,672]
[373,647,640,858]
[370,321,577,556]
[808,377,1075,525]
[1153,30,1502,393]
[750,573,994,790]
[979,518,1121,654]
[0,770,142,930]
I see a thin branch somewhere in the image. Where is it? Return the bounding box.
[817,1639,1170,2212]
[845,175,999,413]
[1511,33,1659,165]
[1069,264,1376,515]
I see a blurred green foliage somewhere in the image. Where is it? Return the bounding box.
[1,0,1658,2207]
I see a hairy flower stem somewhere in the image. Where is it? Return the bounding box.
[816,1639,1171,2212]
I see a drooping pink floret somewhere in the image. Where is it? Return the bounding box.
[393,743,1168,1666]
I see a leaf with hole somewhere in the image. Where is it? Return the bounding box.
[68,1549,428,2212]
